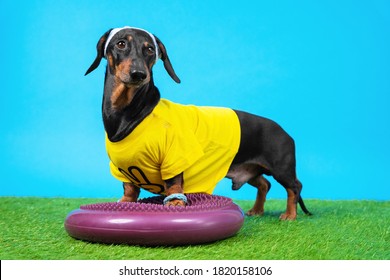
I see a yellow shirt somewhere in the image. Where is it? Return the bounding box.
[106,99,241,195]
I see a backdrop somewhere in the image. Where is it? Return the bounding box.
[1,0,389,200]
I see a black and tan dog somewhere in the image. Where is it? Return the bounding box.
[85,26,311,220]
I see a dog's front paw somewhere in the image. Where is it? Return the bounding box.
[165,199,186,207]
[163,193,188,206]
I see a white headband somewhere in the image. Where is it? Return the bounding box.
[103,26,159,64]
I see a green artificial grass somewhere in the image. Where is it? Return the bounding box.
[0,197,389,260]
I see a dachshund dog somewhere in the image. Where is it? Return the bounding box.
[85,26,311,220]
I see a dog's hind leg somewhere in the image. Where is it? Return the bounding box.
[246,175,271,216]
[275,175,302,220]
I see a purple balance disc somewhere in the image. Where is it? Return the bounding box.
[64,193,244,246]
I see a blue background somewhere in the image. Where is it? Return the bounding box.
[1,0,389,200]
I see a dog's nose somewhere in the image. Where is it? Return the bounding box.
[130,69,147,82]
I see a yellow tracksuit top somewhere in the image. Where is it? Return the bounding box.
[105,99,241,195]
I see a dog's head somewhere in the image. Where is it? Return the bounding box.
[85,27,180,111]
[85,27,180,83]
[85,27,180,87]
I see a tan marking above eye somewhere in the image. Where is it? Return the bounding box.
[143,42,155,55]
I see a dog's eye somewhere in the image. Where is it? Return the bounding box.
[144,46,155,56]
[116,41,126,49]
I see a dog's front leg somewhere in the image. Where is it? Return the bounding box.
[119,182,140,202]
[163,173,186,206]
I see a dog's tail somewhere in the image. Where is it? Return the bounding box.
[298,196,312,216]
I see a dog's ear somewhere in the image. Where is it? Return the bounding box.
[85,29,113,76]
[154,35,181,83]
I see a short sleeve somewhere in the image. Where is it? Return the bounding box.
[109,161,130,183]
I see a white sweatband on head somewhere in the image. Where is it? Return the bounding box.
[103,26,159,65]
